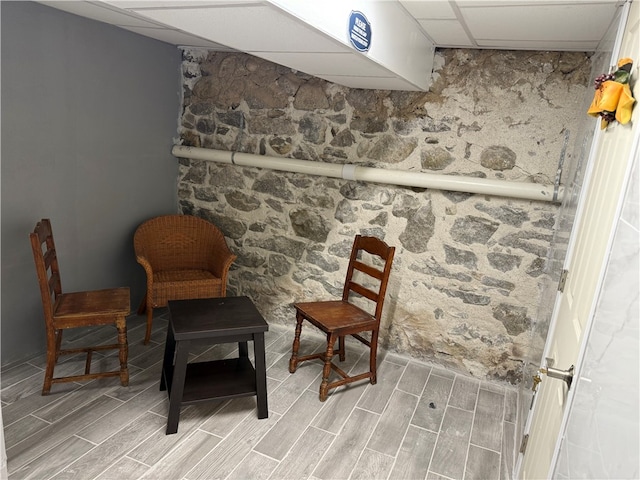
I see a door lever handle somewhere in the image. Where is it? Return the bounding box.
[540,364,574,389]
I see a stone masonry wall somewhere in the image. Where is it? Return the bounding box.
[175,49,591,384]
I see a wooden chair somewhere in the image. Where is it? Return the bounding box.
[289,235,396,401]
[30,219,130,395]
[134,214,237,344]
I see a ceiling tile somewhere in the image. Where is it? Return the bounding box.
[254,51,394,77]
[459,3,620,44]
[417,19,473,47]
[39,1,164,28]
[126,4,347,53]
[399,0,457,19]
[36,0,625,91]
[119,26,233,49]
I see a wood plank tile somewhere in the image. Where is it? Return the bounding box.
[311,362,368,434]
[504,388,518,423]
[198,396,255,437]
[127,402,225,466]
[3,415,50,450]
[0,363,42,395]
[397,361,431,396]
[448,375,480,411]
[265,351,287,372]
[267,359,322,415]
[7,395,122,474]
[264,326,293,354]
[431,367,456,380]
[10,435,94,480]
[323,350,372,401]
[186,412,280,480]
[77,383,166,444]
[268,426,335,480]
[32,380,124,424]
[140,429,221,480]
[465,444,500,480]
[266,353,297,383]
[412,373,454,432]
[2,387,80,427]
[427,472,453,480]
[389,425,438,480]
[254,389,325,460]
[128,342,166,370]
[105,361,163,402]
[501,420,516,480]
[470,388,504,452]
[312,408,379,480]
[0,313,516,480]
[226,451,278,480]
[192,341,241,363]
[367,390,418,456]
[350,448,395,480]
[52,412,166,480]
[357,361,404,414]
[379,350,410,367]
[481,381,506,395]
[94,457,150,480]
[429,406,474,480]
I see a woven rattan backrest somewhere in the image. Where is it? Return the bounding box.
[134,215,226,272]
[342,235,395,322]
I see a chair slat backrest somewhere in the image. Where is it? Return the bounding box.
[342,235,395,321]
[30,219,61,328]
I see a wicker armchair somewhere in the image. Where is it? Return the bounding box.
[134,215,236,344]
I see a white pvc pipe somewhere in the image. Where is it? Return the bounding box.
[172,145,562,202]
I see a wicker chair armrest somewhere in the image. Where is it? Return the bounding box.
[210,248,237,278]
[135,254,155,281]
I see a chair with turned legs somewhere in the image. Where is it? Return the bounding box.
[289,234,395,401]
[30,218,130,395]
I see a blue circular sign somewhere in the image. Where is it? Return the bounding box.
[348,11,371,52]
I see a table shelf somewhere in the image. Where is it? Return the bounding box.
[164,357,257,404]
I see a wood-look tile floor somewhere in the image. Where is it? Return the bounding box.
[2,311,518,480]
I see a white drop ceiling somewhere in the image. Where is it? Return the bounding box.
[39,0,625,90]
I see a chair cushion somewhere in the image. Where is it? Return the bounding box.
[151,270,223,306]
[155,270,217,283]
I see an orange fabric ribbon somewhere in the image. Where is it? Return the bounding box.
[588,58,636,129]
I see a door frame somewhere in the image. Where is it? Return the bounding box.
[515,1,635,476]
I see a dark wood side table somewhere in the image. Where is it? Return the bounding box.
[160,296,269,434]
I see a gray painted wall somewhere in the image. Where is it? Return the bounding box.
[1,1,181,364]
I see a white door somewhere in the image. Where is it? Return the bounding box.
[519,2,640,478]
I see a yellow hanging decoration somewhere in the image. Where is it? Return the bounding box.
[587,57,636,129]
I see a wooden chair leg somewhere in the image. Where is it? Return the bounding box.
[116,318,129,386]
[320,333,337,402]
[54,329,63,362]
[338,335,346,361]
[369,329,379,385]
[143,305,153,345]
[42,332,59,395]
[289,314,304,373]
